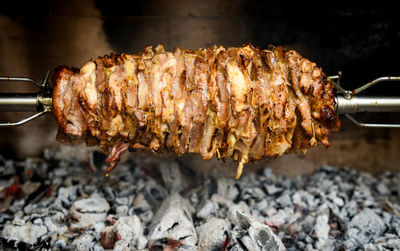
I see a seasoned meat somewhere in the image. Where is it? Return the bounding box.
[52,44,340,178]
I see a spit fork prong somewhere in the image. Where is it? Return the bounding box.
[328,73,400,128]
[0,71,50,89]
[0,71,52,127]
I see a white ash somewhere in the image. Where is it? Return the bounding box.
[196,217,230,250]
[0,148,399,250]
[314,214,329,248]
[71,233,96,251]
[69,194,110,232]
[148,193,197,248]
[236,211,285,251]
[109,215,146,250]
[2,219,47,245]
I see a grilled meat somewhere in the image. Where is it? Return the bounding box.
[52,44,340,178]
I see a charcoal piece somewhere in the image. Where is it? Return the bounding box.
[112,215,146,250]
[340,200,358,219]
[376,182,390,195]
[93,243,105,251]
[54,185,81,210]
[158,161,185,193]
[72,233,95,251]
[211,194,250,226]
[217,178,239,201]
[314,215,330,248]
[149,193,197,248]
[8,198,26,214]
[197,217,230,250]
[130,192,154,223]
[69,194,110,231]
[348,208,386,238]
[327,191,345,207]
[54,239,66,249]
[266,209,288,226]
[263,184,283,196]
[344,228,369,250]
[386,238,400,250]
[253,199,268,211]
[144,180,167,205]
[291,192,302,206]
[196,200,218,219]
[345,208,386,249]
[1,220,47,246]
[236,211,285,251]
[115,197,129,206]
[392,217,400,236]
[276,192,292,208]
[240,186,266,201]
[21,181,41,197]
[103,187,116,202]
[116,205,129,216]
[116,181,137,197]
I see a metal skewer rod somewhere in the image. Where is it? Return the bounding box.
[0,93,40,112]
[335,96,400,114]
[0,71,52,127]
[0,71,400,128]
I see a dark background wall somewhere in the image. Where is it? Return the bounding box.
[1,0,399,176]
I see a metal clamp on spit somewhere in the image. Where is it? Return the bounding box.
[0,71,399,128]
[327,72,400,128]
[0,71,53,127]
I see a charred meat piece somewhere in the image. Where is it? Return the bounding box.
[52,44,340,178]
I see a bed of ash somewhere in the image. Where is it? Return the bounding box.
[0,146,400,251]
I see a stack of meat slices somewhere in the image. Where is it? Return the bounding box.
[52,44,340,178]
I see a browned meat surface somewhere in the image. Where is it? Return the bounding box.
[52,44,340,178]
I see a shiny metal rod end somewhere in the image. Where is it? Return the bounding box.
[336,96,400,115]
[0,93,39,112]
